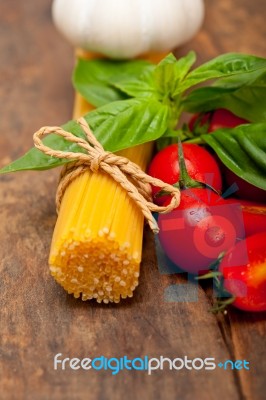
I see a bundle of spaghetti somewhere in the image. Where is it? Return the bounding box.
[49,52,167,304]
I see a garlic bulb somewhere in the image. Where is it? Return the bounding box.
[52,0,205,59]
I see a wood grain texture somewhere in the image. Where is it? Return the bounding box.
[0,1,265,399]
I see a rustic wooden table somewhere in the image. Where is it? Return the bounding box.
[0,1,265,399]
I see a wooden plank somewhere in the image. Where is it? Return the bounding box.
[0,0,265,399]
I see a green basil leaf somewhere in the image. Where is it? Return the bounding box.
[154,53,180,96]
[171,51,197,83]
[0,121,88,173]
[72,58,152,107]
[85,98,169,150]
[183,70,266,122]
[174,53,266,95]
[202,124,266,190]
[112,52,196,101]
[154,52,196,97]
[0,99,169,173]
[213,67,265,89]
[111,66,156,98]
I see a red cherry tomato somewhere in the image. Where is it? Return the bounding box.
[219,232,266,312]
[189,109,248,133]
[226,199,266,237]
[158,188,244,274]
[148,144,222,205]
[207,109,248,131]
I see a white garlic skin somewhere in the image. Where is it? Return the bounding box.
[52,0,205,59]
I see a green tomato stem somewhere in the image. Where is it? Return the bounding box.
[177,138,205,190]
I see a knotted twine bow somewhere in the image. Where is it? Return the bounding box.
[33,117,180,233]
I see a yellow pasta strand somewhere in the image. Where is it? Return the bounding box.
[49,52,165,303]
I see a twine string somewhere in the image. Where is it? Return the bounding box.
[33,117,180,233]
